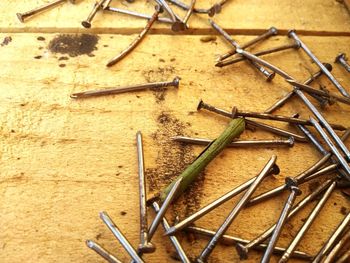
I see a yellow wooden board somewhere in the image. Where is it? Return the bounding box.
[1,30,350,262]
[1,0,350,34]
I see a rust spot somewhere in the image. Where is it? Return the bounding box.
[59,64,66,68]
[34,55,42,59]
[48,34,99,57]
[1,36,12,47]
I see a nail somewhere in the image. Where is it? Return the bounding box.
[279,180,336,263]
[171,0,196,31]
[102,0,113,9]
[216,43,299,67]
[196,155,278,262]
[148,177,183,240]
[106,5,163,67]
[259,178,301,263]
[82,0,108,28]
[218,26,278,62]
[165,163,279,236]
[16,0,73,22]
[152,202,191,263]
[312,212,350,263]
[166,0,209,14]
[104,6,173,24]
[335,53,350,72]
[335,249,350,263]
[293,90,350,162]
[86,240,122,263]
[136,132,155,254]
[288,30,350,97]
[154,0,177,22]
[236,178,334,259]
[172,136,294,147]
[209,19,275,81]
[71,76,179,99]
[207,0,230,17]
[319,218,350,263]
[197,99,308,141]
[286,79,350,106]
[264,64,332,114]
[310,117,350,177]
[100,211,144,263]
[186,226,313,260]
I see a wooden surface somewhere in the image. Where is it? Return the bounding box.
[0,1,350,263]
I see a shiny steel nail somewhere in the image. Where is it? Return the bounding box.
[171,0,196,31]
[82,0,108,28]
[104,6,173,24]
[216,43,299,67]
[279,180,336,263]
[209,19,275,81]
[319,227,350,263]
[310,117,350,177]
[17,0,74,22]
[154,0,177,22]
[100,211,144,263]
[165,163,279,236]
[71,77,179,99]
[152,202,191,263]
[172,136,294,147]
[335,53,350,72]
[286,79,350,106]
[207,0,230,16]
[148,177,183,240]
[264,64,332,114]
[166,0,209,14]
[260,178,302,263]
[218,27,278,62]
[106,6,162,67]
[236,179,334,259]
[197,100,308,142]
[289,30,350,97]
[86,240,122,263]
[312,212,350,263]
[196,156,277,262]
[186,226,313,260]
[136,132,155,254]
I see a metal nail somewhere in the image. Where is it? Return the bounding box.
[148,177,183,240]
[286,79,350,106]
[171,0,196,31]
[136,132,155,254]
[216,43,299,67]
[154,0,177,22]
[312,212,350,263]
[196,156,277,262]
[82,0,108,28]
[294,88,350,160]
[106,5,162,67]
[197,99,308,141]
[264,64,332,114]
[259,178,302,263]
[166,0,209,14]
[218,26,278,62]
[172,136,294,147]
[310,117,350,177]
[288,30,350,97]
[318,224,350,263]
[186,226,313,260]
[278,180,336,263]
[207,0,230,17]
[17,0,74,22]
[100,211,144,263]
[335,53,350,72]
[152,202,191,263]
[236,178,334,259]
[86,240,122,263]
[71,76,179,99]
[104,6,173,24]
[209,19,275,81]
[165,163,279,236]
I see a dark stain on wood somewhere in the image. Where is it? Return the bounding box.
[48,34,99,57]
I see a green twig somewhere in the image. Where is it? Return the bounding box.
[160,118,245,201]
